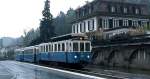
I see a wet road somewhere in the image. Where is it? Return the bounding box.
[0,61,104,79]
[0,63,13,79]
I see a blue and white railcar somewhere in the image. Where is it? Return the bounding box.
[23,46,39,62]
[38,43,51,61]
[39,40,91,64]
[15,46,39,62]
[15,48,24,61]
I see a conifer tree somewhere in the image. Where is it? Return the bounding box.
[40,0,55,43]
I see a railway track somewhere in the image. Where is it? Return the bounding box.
[39,63,129,79]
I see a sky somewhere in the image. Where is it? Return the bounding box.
[0,0,93,38]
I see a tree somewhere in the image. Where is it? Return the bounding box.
[65,8,76,34]
[53,8,75,36]
[39,0,55,43]
[54,11,66,36]
[23,28,39,46]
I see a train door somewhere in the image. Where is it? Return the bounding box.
[22,50,24,62]
[48,43,51,60]
[33,47,38,63]
[64,41,68,63]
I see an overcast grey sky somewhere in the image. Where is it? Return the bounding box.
[0,0,93,38]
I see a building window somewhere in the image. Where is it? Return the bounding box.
[111,6,116,13]
[109,19,113,29]
[73,25,75,33]
[98,18,102,28]
[88,4,93,14]
[129,20,132,27]
[74,25,76,33]
[113,19,116,28]
[88,21,91,31]
[123,20,128,27]
[119,20,123,27]
[83,9,85,16]
[104,19,108,29]
[132,20,138,27]
[124,7,128,13]
[80,23,82,33]
[113,19,119,28]
[92,19,95,30]
[138,21,142,27]
[76,24,79,33]
[83,22,86,32]
[89,7,92,14]
[79,10,81,17]
[147,22,150,27]
[135,8,139,14]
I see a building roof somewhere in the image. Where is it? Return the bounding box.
[50,33,87,42]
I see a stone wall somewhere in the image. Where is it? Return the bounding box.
[92,45,150,69]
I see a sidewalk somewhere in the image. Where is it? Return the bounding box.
[0,64,14,79]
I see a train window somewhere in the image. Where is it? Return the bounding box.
[34,48,36,53]
[43,46,45,52]
[40,46,41,52]
[36,49,39,53]
[40,46,42,52]
[73,42,78,51]
[80,43,84,51]
[49,45,51,52]
[42,46,44,52]
[66,42,68,51]
[44,46,46,52]
[62,43,65,51]
[58,44,61,51]
[25,49,33,54]
[31,49,34,54]
[42,46,45,52]
[46,45,48,52]
[52,44,53,52]
[69,42,73,52]
[85,43,90,51]
[54,44,57,51]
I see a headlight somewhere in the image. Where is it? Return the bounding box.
[74,56,77,59]
[87,55,90,59]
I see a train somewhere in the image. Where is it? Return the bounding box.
[15,34,92,65]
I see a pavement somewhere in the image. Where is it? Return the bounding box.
[0,63,14,79]
[0,61,105,79]
[1,61,150,79]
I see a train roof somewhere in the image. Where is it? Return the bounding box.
[15,45,39,51]
[51,33,87,42]
[15,48,24,52]
[24,46,39,50]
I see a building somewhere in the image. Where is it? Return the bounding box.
[72,0,150,69]
[72,0,150,37]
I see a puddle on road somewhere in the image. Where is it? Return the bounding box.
[14,68,80,79]
[0,75,13,79]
